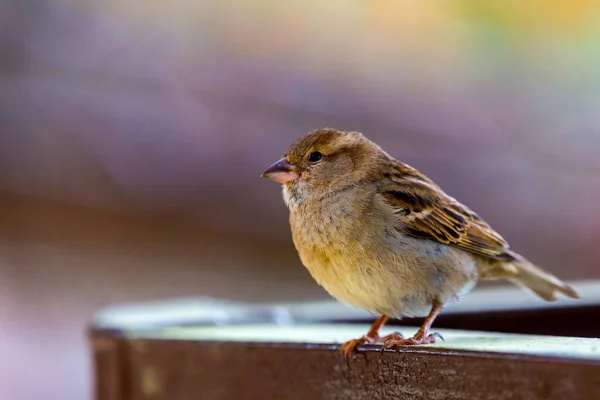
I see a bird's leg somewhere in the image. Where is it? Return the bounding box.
[340,315,390,358]
[384,299,444,348]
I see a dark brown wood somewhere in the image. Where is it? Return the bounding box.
[96,336,600,400]
[91,330,127,400]
[91,290,600,400]
[90,320,600,400]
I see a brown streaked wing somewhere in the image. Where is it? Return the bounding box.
[379,162,514,261]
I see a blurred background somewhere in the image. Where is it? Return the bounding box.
[1,0,600,399]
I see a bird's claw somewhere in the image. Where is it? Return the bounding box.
[382,332,405,349]
[341,330,441,357]
[340,334,380,359]
[340,338,362,359]
[383,331,441,349]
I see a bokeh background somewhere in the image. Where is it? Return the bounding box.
[1,1,599,399]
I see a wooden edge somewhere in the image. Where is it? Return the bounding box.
[119,323,600,362]
[89,328,128,400]
[108,335,600,400]
[135,338,600,366]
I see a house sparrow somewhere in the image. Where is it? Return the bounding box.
[261,128,579,358]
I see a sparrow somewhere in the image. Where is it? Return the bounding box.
[261,128,579,358]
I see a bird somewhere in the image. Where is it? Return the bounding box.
[261,128,579,358]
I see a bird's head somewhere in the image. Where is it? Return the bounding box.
[261,128,386,207]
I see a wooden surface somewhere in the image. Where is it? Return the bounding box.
[91,288,600,400]
[91,325,600,400]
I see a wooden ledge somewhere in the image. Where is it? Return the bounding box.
[91,324,600,400]
[90,282,600,399]
[125,324,600,361]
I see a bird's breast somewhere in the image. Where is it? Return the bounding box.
[287,194,400,310]
[287,193,479,316]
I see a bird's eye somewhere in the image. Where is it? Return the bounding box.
[308,151,323,163]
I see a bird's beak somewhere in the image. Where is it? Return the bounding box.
[261,158,300,183]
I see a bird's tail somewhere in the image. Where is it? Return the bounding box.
[481,252,580,301]
[510,259,579,301]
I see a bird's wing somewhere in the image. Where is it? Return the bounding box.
[378,161,514,261]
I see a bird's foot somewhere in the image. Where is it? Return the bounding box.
[383,331,443,349]
[340,334,382,359]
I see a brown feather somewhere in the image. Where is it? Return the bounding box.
[379,160,515,261]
